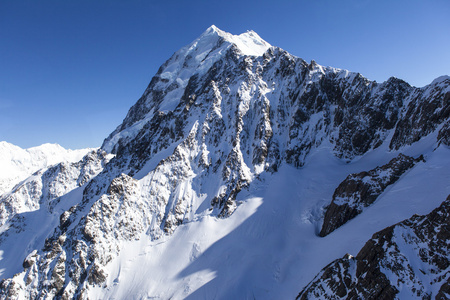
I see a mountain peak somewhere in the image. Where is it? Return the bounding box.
[202,24,223,35]
[198,25,225,39]
[197,25,271,56]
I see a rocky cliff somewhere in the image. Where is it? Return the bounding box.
[298,195,450,299]
[319,153,424,237]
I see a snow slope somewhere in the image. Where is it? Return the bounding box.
[92,140,450,299]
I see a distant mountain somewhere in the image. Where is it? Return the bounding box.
[0,142,94,195]
[0,26,448,299]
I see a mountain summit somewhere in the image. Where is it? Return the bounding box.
[102,26,271,152]
[0,27,449,299]
[201,25,271,56]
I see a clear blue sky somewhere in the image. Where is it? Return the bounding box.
[1,0,449,149]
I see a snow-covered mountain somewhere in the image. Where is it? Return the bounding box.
[0,26,449,299]
[0,142,94,196]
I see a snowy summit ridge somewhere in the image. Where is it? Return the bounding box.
[201,25,271,56]
[0,26,449,299]
[102,26,271,152]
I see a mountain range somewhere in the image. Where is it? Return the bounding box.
[0,25,449,299]
[0,142,94,196]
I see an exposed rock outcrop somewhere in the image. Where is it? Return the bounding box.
[437,120,450,147]
[298,195,450,299]
[320,153,424,237]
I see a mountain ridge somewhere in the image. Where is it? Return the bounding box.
[0,26,448,299]
[0,142,95,196]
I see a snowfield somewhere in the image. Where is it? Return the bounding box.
[92,139,450,299]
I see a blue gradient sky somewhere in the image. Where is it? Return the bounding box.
[1,0,449,149]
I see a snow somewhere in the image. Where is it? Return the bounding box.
[0,184,86,279]
[89,55,449,297]
[1,26,448,299]
[429,75,450,87]
[103,26,272,151]
[0,142,94,195]
[89,140,450,299]
[422,75,450,98]
[102,110,155,153]
[204,25,271,57]
[0,149,109,280]
[158,25,270,89]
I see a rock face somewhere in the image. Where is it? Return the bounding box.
[297,195,450,300]
[0,26,448,299]
[319,153,424,237]
[438,120,450,146]
[390,76,450,150]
